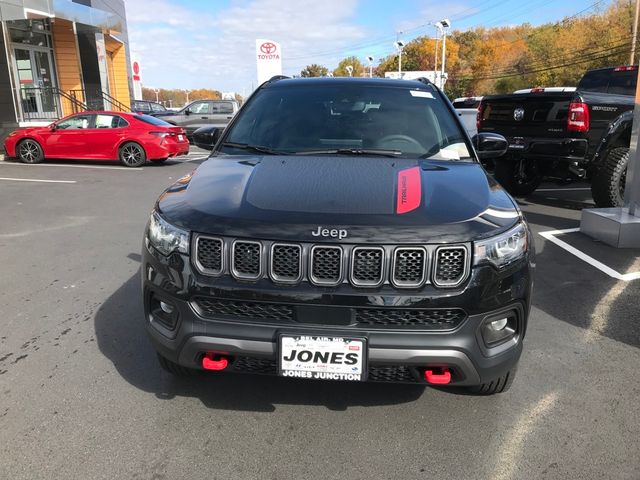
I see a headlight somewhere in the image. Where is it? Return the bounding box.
[474,222,528,268]
[147,211,189,256]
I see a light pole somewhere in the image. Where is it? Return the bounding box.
[346,65,354,77]
[438,19,450,89]
[154,88,160,103]
[366,56,374,78]
[185,89,191,105]
[394,41,405,76]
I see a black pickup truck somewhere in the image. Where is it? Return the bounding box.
[478,65,637,206]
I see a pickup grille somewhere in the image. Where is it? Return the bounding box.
[192,234,470,289]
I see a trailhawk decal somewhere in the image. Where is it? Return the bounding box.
[396,167,422,214]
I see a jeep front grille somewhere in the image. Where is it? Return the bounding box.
[193,297,294,321]
[433,247,468,287]
[310,246,343,286]
[391,247,427,288]
[355,307,466,329]
[232,241,262,280]
[351,247,384,286]
[270,243,302,283]
[192,234,470,289]
[195,236,223,275]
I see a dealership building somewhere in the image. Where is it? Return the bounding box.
[0,0,132,141]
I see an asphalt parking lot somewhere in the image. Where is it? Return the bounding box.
[0,153,639,480]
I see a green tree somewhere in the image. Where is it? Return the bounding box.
[301,64,329,77]
[333,56,365,77]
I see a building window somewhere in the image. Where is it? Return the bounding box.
[7,20,52,48]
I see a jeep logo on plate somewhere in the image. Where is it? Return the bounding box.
[311,226,348,240]
[513,108,525,121]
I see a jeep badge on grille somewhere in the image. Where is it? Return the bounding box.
[312,226,348,240]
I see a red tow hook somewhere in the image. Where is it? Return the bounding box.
[424,367,452,385]
[202,353,229,371]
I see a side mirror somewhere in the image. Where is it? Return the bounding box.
[192,126,220,151]
[472,132,508,160]
[49,123,57,131]
[184,108,191,115]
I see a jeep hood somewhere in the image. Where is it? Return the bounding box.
[157,155,520,243]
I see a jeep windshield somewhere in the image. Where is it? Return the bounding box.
[221,82,472,160]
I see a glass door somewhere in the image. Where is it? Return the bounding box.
[13,47,57,120]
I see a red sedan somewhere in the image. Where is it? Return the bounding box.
[3,111,190,167]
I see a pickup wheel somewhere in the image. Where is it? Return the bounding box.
[494,158,542,196]
[466,366,517,395]
[591,147,629,207]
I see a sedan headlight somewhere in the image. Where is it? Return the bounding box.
[147,211,189,256]
[474,222,528,268]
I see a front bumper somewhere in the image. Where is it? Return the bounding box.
[142,244,532,386]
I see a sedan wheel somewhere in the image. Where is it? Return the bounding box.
[17,139,44,164]
[119,142,146,167]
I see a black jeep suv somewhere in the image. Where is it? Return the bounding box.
[142,77,534,395]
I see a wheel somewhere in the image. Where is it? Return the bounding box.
[467,366,517,395]
[156,353,200,377]
[591,147,629,207]
[494,157,542,196]
[119,142,146,167]
[17,139,44,164]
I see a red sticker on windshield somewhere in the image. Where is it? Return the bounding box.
[396,167,421,214]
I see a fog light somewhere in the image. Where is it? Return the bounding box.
[149,294,179,330]
[489,318,508,331]
[160,301,174,314]
[481,311,518,347]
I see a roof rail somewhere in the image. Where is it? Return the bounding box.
[414,77,435,87]
[268,75,290,83]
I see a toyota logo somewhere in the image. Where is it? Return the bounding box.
[260,42,277,54]
[513,107,525,121]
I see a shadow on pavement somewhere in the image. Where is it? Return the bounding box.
[523,210,640,349]
[94,269,426,412]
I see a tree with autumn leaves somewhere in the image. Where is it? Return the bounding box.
[301,0,637,98]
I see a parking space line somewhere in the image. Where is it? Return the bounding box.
[0,177,76,184]
[0,162,141,171]
[536,188,591,192]
[538,228,640,281]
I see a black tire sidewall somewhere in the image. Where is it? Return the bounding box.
[591,147,629,208]
[119,142,146,167]
[494,157,542,196]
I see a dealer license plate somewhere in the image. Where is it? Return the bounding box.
[279,335,366,381]
[178,134,185,142]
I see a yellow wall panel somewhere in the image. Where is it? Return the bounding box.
[52,19,84,115]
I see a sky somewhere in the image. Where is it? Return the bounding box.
[124,0,613,94]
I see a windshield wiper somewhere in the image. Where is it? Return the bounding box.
[295,148,402,157]
[221,142,291,155]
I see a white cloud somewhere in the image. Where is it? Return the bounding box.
[126,0,368,93]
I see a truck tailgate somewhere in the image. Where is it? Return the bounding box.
[479,92,574,139]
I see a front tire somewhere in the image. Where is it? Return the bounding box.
[466,366,517,395]
[17,139,44,164]
[494,157,542,196]
[119,142,146,167]
[591,147,629,207]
